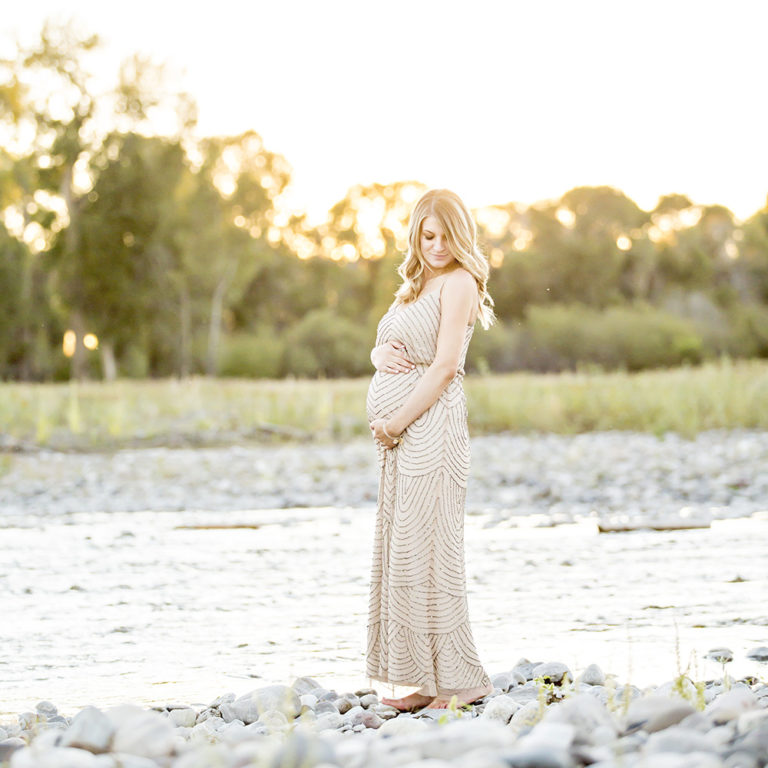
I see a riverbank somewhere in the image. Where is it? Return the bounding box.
[1,431,766,523]
[1,360,767,451]
[2,660,767,768]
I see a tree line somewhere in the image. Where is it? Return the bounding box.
[2,23,767,381]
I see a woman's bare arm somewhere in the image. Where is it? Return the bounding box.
[384,269,476,436]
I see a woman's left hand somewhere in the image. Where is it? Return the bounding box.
[369,418,401,449]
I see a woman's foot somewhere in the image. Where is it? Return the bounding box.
[425,682,494,709]
[380,690,433,711]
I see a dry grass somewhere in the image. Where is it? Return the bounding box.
[1,359,766,450]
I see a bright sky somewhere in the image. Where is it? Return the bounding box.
[4,0,768,222]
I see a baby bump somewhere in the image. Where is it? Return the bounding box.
[366,369,420,422]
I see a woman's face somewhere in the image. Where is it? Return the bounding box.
[420,215,457,274]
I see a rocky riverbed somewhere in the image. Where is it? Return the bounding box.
[1,430,767,523]
[2,658,768,768]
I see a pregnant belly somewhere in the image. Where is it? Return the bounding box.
[366,369,419,422]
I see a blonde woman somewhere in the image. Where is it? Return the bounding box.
[366,189,495,710]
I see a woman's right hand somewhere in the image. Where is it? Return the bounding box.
[371,341,416,374]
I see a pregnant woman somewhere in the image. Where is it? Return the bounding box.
[366,188,495,711]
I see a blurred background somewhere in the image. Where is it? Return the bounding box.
[1,1,767,386]
[2,0,768,714]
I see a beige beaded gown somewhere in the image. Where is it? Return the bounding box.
[365,287,491,697]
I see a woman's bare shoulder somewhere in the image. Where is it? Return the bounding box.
[443,267,477,294]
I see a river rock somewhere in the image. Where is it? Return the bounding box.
[377,715,428,735]
[314,712,343,731]
[172,743,233,768]
[746,647,768,662]
[0,740,26,764]
[512,659,539,681]
[504,721,575,768]
[59,706,114,753]
[645,724,719,754]
[35,702,58,718]
[481,695,521,724]
[107,704,175,758]
[269,731,336,768]
[359,693,378,708]
[532,662,573,685]
[706,648,734,663]
[229,685,301,724]
[290,677,322,696]
[491,671,516,692]
[298,694,317,711]
[314,700,339,716]
[580,664,606,686]
[543,692,619,740]
[508,700,541,732]
[208,693,235,708]
[625,696,697,734]
[168,708,197,728]
[706,689,758,724]
[9,745,108,768]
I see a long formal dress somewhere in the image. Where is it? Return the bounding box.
[365,288,491,697]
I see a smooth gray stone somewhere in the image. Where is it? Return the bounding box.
[172,743,235,768]
[0,739,25,763]
[532,662,573,685]
[359,693,378,708]
[107,704,175,759]
[543,693,619,740]
[625,696,697,734]
[46,716,68,726]
[482,695,522,724]
[256,710,289,731]
[298,694,317,711]
[290,677,322,696]
[207,693,235,708]
[377,715,428,735]
[18,712,42,730]
[168,708,197,728]
[706,647,734,664]
[746,647,768,662]
[317,690,338,702]
[507,684,539,705]
[314,712,343,731]
[722,752,760,768]
[194,707,220,724]
[108,754,161,768]
[706,689,758,724]
[60,706,115,754]
[580,664,606,686]
[9,746,108,767]
[491,672,516,692]
[646,725,718,754]
[230,685,301,723]
[218,703,237,723]
[512,660,540,681]
[314,700,339,716]
[35,702,58,718]
[509,701,544,732]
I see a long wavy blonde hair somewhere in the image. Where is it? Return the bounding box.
[394,189,495,329]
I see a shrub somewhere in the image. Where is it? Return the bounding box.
[283,309,372,378]
[520,303,704,371]
[219,330,284,378]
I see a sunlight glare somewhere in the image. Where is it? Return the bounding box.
[62,330,76,358]
[555,207,576,228]
[83,333,99,350]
